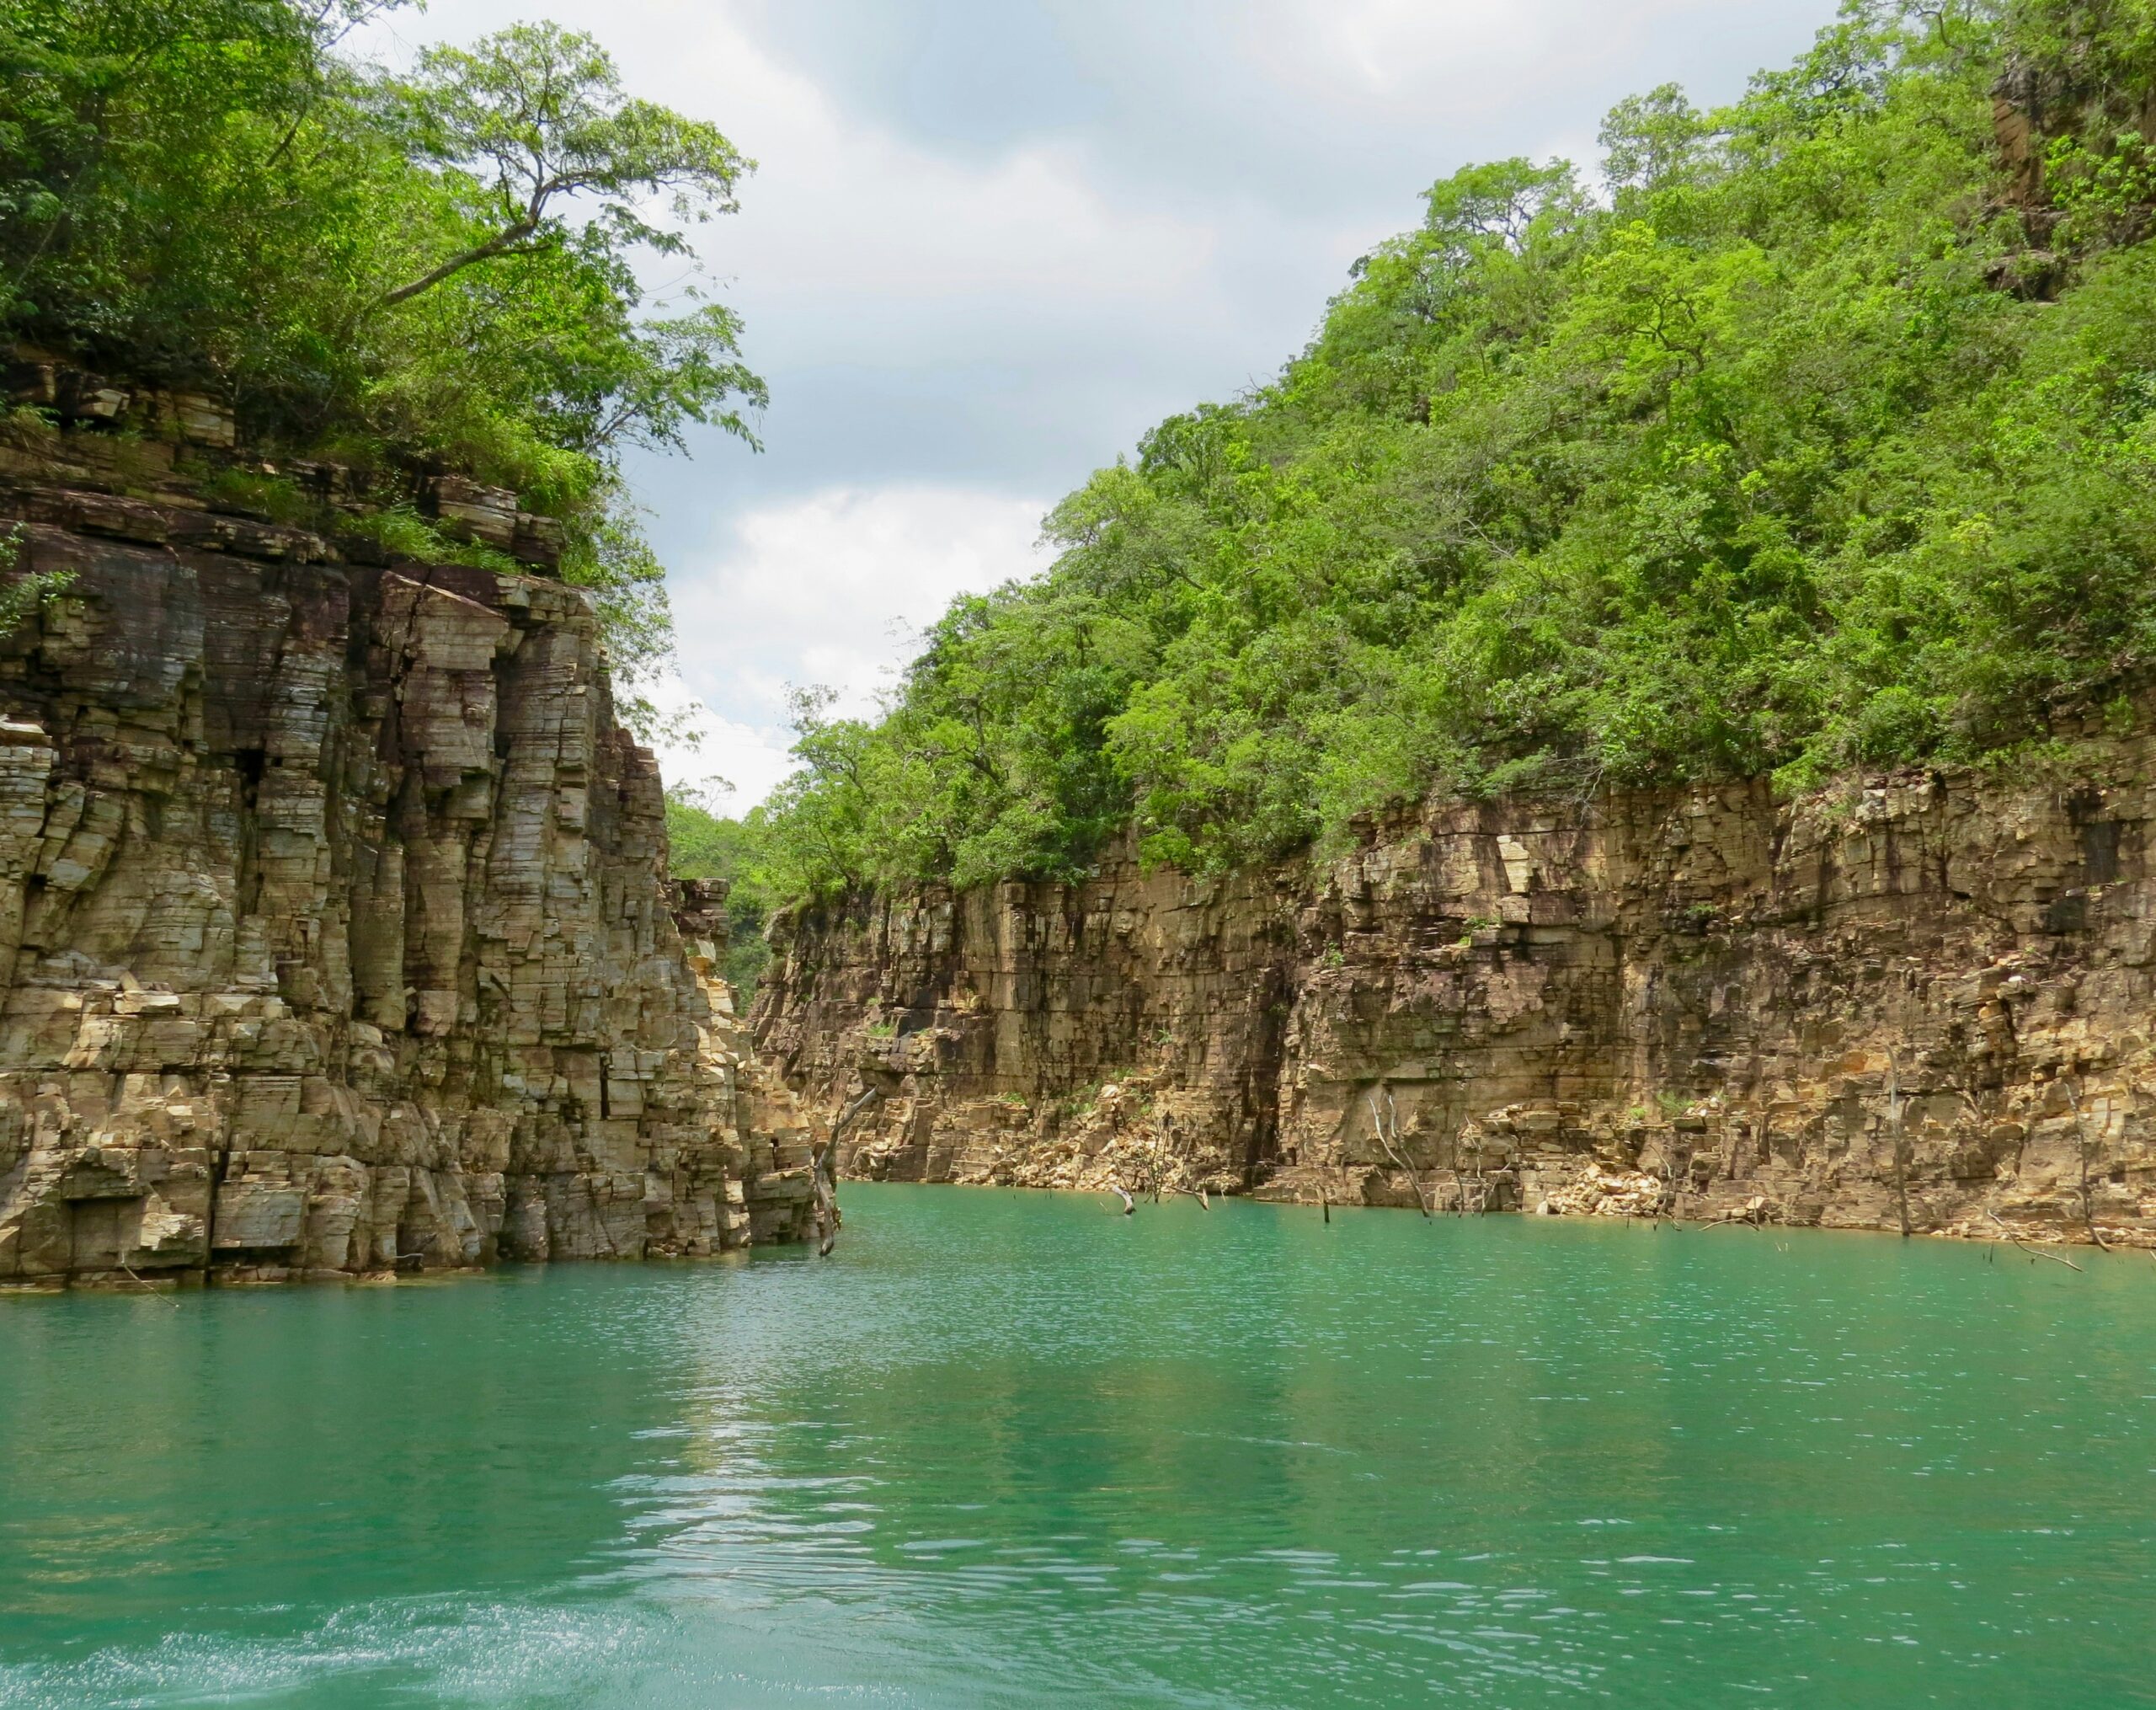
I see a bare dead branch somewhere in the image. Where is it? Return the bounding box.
[1985,1209,2084,1272]
[813,1085,879,1257]
[2066,1082,2112,1251]
[1888,1046,1912,1240]
[1368,1087,1431,1217]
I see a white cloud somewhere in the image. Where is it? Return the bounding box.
[351,0,1844,815]
[643,703,798,815]
[654,484,1051,807]
[1230,0,1747,110]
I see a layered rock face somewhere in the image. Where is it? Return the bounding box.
[0,463,816,1285]
[757,752,2156,1244]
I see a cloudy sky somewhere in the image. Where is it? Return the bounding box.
[358,0,1840,806]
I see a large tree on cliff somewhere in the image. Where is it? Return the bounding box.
[0,0,764,721]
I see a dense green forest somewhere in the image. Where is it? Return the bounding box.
[0,0,762,705]
[730,0,2156,906]
[17,2,2156,966]
[664,794,773,993]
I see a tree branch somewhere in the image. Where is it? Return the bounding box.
[380,218,542,305]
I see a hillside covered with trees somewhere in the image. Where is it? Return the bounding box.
[1,0,763,709]
[734,0,2156,903]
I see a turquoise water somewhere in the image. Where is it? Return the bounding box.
[2,1185,2153,1707]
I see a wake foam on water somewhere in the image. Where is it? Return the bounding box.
[0,1595,648,1709]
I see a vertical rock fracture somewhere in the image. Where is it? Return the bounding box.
[757,772,2156,1246]
[0,463,819,1285]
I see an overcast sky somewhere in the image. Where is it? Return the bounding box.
[358,0,1841,806]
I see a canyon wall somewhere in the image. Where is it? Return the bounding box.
[755,751,2156,1244]
[0,409,817,1286]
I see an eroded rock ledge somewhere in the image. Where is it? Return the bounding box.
[0,471,817,1285]
[755,756,2156,1245]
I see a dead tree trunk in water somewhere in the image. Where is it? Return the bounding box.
[1369,1087,1431,1218]
[815,1087,881,1256]
[810,1146,840,1256]
[1887,1048,1911,1239]
[1447,1121,1468,1216]
[2067,1081,2111,1250]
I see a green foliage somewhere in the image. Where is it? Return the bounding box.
[757,0,2156,895]
[664,794,776,995]
[197,467,316,526]
[338,503,521,574]
[0,0,764,721]
[0,523,74,637]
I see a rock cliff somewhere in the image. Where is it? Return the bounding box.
[0,398,818,1286]
[756,751,2156,1245]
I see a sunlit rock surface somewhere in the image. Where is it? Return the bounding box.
[0,467,815,1285]
[759,766,2156,1244]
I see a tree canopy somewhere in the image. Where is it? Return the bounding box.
[665,790,778,996]
[740,0,2156,902]
[0,0,763,711]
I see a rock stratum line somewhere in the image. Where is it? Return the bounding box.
[0,457,817,1286]
[757,764,2156,1245]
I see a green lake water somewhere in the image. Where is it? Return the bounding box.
[2,1184,2153,1707]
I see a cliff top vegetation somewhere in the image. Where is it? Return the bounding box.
[0,0,762,700]
[732,0,2156,903]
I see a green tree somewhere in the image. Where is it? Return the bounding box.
[378,22,749,307]
[0,1,765,719]
[665,792,777,995]
[750,1,2156,896]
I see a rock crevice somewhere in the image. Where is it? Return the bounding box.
[756,758,2156,1244]
[0,479,815,1285]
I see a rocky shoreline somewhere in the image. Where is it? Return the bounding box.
[755,758,2156,1248]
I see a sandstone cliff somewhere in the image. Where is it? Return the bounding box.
[0,388,817,1286]
[756,753,2156,1245]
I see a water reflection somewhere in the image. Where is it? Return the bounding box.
[2,1189,2153,1707]
[608,1191,2156,1705]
